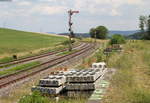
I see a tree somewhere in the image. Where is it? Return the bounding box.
[110,34,126,44]
[95,26,108,39]
[139,16,146,31]
[139,15,150,40]
[90,28,96,38]
[146,15,150,40]
[89,26,108,39]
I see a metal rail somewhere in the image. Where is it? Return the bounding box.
[0,43,84,67]
[0,44,94,89]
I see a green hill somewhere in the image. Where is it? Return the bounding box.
[0,28,67,56]
[127,32,144,39]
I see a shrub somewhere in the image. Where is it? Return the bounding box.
[110,34,126,45]
[96,49,105,62]
[132,89,150,103]
[62,40,75,45]
[90,26,108,39]
[18,91,50,103]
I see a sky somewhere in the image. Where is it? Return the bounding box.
[0,0,150,33]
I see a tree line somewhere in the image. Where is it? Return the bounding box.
[89,26,108,39]
[89,25,125,44]
[139,15,150,40]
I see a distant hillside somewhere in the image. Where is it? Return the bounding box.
[47,32,57,34]
[127,32,145,39]
[109,30,139,36]
[59,33,90,38]
[0,28,67,55]
[58,30,139,38]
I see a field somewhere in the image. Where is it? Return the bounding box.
[103,40,150,103]
[0,28,67,58]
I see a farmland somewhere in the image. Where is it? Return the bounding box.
[0,28,67,58]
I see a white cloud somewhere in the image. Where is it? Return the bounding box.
[111,9,121,16]
[74,0,144,16]
[31,5,68,15]
[0,0,149,32]
[17,1,31,6]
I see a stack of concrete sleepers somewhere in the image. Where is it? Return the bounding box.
[31,63,107,96]
[66,69,102,91]
[32,75,66,95]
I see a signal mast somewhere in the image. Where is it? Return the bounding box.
[68,9,79,51]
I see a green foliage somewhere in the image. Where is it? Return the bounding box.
[0,28,67,55]
[132,89,150,103]
[19,91,87,103]
[145,16,150,40]
[89,28,96,38]
[0,57,14,63]
[58,50,77,56]
[105,41,150,103]
[0,61,40,76]
[89,26,108,39]
[110,34,126,44]
[96,49,105,62]
[139,16,146,31]
[19,91,50,103]
[139,15,150,40]
[61,40,75,45]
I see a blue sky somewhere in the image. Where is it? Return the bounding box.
[0,0,149,33]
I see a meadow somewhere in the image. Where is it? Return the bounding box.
[0,28,67,58]
[103,40,150,103]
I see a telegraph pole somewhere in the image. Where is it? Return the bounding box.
[94,31,97,49]
[68,9,79,51]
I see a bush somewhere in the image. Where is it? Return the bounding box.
[18,91,50,103]
[96,49,105,62]
[132,89,150,103]
[62,40,75,45]
[90,26,108,39]
[18,91,87,103]
[110,34,126,45]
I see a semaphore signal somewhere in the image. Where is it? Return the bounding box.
[68,9,79,51]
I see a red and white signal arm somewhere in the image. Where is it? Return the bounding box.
[68,10,79,14]
[72,11,79,13]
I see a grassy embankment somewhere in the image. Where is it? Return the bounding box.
[0,28,67,63]
[76,40,150,103]
[0,61,40,76]
[103,40,150,103]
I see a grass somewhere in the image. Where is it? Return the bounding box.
[75,41,107,69]
[57,50,78,56]
[102,40,150,103]
[0,44,69,64]
[80,38,109,44]
[0,61,40,76]
[74,40,150,103]
[18,91,87,103]
[0,57,14,63]
[0,28,67,58]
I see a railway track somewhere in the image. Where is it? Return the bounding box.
[0,43,85,67]
[0,43,94,89]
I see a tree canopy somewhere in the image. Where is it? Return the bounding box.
[110,34,126,45]
[139,15,150,40]
[89,26,108,39]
